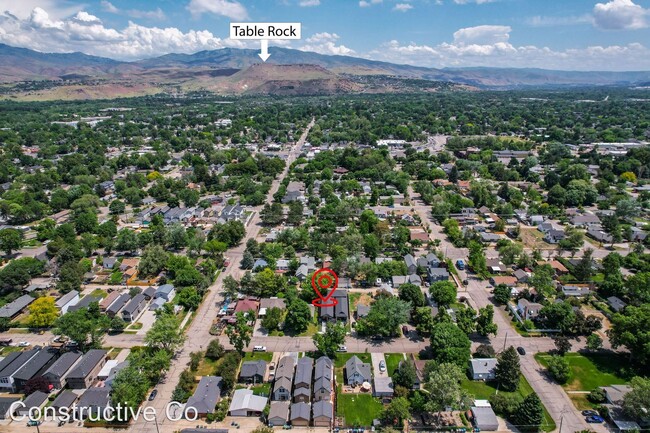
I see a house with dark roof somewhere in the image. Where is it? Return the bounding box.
[290,402,310,426]
[0,397,20,420]
[55,290,79,314]
[121,293,146,322]
[43,351,82,389]
[186,376,222,418]
[427,267,450,283]
[313,400,333,427]
[294,357,313,390]
[66,349,107,389]
[319,290,349,322]
[517,299,543,321]
[273,356,296,401]
[50,390,78,414]
[0,294,35,319]
[355,304,370,319]
[142,286,156,300]
[313,356,333,402]
[16,391,48,416]
[106,293,130,317]
[607,296,627,312]
[99,291,120,312]
[404,254,417,274]
[0,348,41,392]
[345,356,371,386]
[239,360,266,384]
[470,359,498,380]
[76,387,111,419]
[12,347,58,392]
[68,295,102,313]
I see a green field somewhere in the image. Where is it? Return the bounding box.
[385,353,405,376]
[461,376,556,432]
[337,393,383,426]
[534,352,631,391]
[251,382,271,397]
[243,351,273,362]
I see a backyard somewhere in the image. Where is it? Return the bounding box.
[337,393,384,427]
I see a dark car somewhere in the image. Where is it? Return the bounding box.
[586,416,604,423]
[516,346,526,355]
[582,410,599,417]
[148,390,158,401]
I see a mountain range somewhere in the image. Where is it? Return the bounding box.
[2,43,650,100]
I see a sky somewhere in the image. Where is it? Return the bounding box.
[1,0,650,70]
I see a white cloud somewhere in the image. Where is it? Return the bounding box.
[299,0,321,6]
[366,25,650,71]
[393,3,413,12]
[592,0,648,30]
[453,25,511,44]
[100,1,119,14]
[453,0,498,4]
[300,32,355,55]
[0,0,81,20]
[0,6,251,60]
[526,14,593,27]
[101,1,166,20]
[359,0,382,7]
[186,0,248,20]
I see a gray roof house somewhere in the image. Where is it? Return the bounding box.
[12,347,58,392]
[0,397,20,420]
[290,402,311,426]
[320,290,349,322]
[428,267,450,283]
[106,293,130,317]
[0,348,40,391]
[55,290,79,314]
[345,356,372,386]
[470,358,498,380]
[76,387,111,419]
[268,401,290,426]
[121,293,146,322]
[51,390,78,412]
[313,400,334,427]
[43,351,82,389]
[68,295,102,313]
[294,357,313,390]
[404,254,417,274]
[16,391,48,416]
[0,294,35,319]
[373,376,394,398]
[607,296,627,312]
[142,286,156,300]
[66,349,107,389]
[239,360,266,383]
[228,389,267,417]
[186,376,223,417]
[154,284,176,302]
[471,405,499,431]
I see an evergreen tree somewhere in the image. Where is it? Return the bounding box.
[495,346,520,392]
[514,393,544,432]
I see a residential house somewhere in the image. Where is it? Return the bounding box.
[228,389,267,417]
[268,401,290,426]
[239,361,266,384]
[544,228,566,244]
[373,376,394,399]
[12,347,57,392]
[55,290,79,314]
[427,268,450,283]
[629,227,647,242]
[68,295,102,313]
[106,293,130,318]
[186,376,222,418]
[602,385,632,405]
[154,284,176,302]
[517,299,543,321]
[404,254,417,274]
[273,356,296,401]
[0,349,40,391]
[0,294,35,319]
[16,391,48,417]
[259,298,286,317]
[562,285,592,297]
[99,291,121,312]
[345,356,371,386]
[587,229,614,244]
[356,304,370,319]
[0,397,20,420]
[320,290,349,322]
[290,402,311,426]
[312,400,333,427]
[514,269,529,283]
[293,357,313,403]
[66,349,107,389]
[119,258,139,272]
[571,214,601,228]
[471,404,499,431]
[103,257,118,270]
[490,276,518,287]
[479,232,501,243]
[50,391,77,415]
[43,351,82,389]
[486,259,507,274]
[470,359,498,380]
[607,296,627,313]
[121,293,146,322]
[313,357,333,402]
[235,298,260,317]
[76,388,111,419]
[142,286,156,300]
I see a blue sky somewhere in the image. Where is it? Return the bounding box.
[1,0,650,70]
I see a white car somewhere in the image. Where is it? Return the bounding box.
[253,346,267,352]
[18,341,30,347]
[379,360,386,372]
[337,345,347,352]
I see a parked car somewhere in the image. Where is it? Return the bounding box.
[18,341,30,347]
[148,390,157,401]
[516,346,526,355]
[379,360,386,372]
[586,416,604,423]
[337,345,347,352]
[582,410,599,417]
[253,346,267,352]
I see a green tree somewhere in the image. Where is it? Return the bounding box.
[313,322,346,358]
[54,304,110,352]
[547,355,571,384]
[284,298,312,334]
[26,296,58,328]
[177,287,202,310]
[206,339,225,360]
[260,203,284,225]
[424,362,470,413]
[455,306,476,335]
[493,284,512,305]
[357,297,411,338]
[0,228,23,256]
[110,316,126,333]
[261,307,283,331]
[381,397,411,427]
[609,304,650,365]
[138,245,168,277]
[144,313,185,353]
[116,229,138,252]
[429,322,471,368]
[476,305,498,337]
[109,200,126,215]
[622,376,650,419]
[495,346,520,392]
[586,333,603,351]
[468,241,488,278]
[554,336,572,355]
[226,311,254,354]
[398,283,426,309]
[513,393,544,432]
[393,360,417,389]
[429,281,457,306]
[539,302,576,333]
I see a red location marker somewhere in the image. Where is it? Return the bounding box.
[311,268,339,308]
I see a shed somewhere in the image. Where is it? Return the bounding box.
[471,406,499,431]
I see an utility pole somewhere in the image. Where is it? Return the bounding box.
[558,413,564,433]
[503,331,508,352]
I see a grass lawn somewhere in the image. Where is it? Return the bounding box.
[196,357,221,376]
[337,393,383,427]
[333,353,371,386]
[534,352,631,392]
[243,352,273,362]
[0,346,23,356]
[297,321,320,337]
[89,289,108,298]
[385,353,404,376]
[461,376,556,432]
[251,382,271,397]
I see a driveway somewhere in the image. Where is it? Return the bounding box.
[136,310,157,335]
[370,353,388,378]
